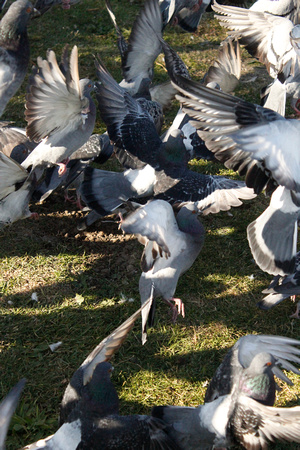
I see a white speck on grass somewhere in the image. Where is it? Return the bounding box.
[49,341,62,352]
[31,292,38,302]
[119,293,135,303]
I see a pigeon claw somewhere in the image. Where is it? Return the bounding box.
[290,299,300,319]
[164,297,185,323]
[57,158,70,177]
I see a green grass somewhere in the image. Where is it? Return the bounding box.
[0,1,300,448]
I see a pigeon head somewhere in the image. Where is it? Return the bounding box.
[0,0,34,39]
[239,352,277,406]
[160,129,188,166]
[82,361,119,416]
[176,204,205,240]
[80,78,95,97]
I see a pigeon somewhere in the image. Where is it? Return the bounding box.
[105,0,163,96]
[24,45,96,175]
[204,334,300,404]
[212,2,300,80]
[160,35,241,159]
[120,200,205,344]
[23,300,180,450]
[0,379,26,450]
[152,351,300,449]
[0,45,96,229]
[0,0,34,117]
[212,2,300,115]
[172,74,300,276]
[32,133,114,206]
[105,0,177,109]
[89,58,255,216]
[259,250,300,315]
[59,300,151,425]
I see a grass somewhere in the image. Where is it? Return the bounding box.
[0,0,300,448]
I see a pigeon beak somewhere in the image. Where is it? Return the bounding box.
[31,8,41,18]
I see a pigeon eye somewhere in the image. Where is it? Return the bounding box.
[26,6,32,13]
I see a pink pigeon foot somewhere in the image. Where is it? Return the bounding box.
[30,212,39,220]
[64,191,84,210]
[57,158,70,177]
[64,192,75,203]
[62,0,70,9]
[164,297,185,323]
[290,298,300,319]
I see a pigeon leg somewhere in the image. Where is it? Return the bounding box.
[163,297,185,322]
[290,298,300,319]
[64,190,75,203]
[30,212,39,220]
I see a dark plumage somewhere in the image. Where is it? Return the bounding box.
[87,58,255,217]
[259,250,300,315]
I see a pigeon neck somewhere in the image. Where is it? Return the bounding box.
[84,363,119,416]
[239,369,275,406]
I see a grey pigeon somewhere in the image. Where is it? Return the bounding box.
[32,133,113,206]
[24,45,96,174]
[105,0,177,109]
[0,379,26,450]
[259,250,300,316]
[107,0,163,96]
[89,58,255,216]
[120,200,205,344]
[172,75,300,276]
[23,300,179,450]
[152,351,300,449]
[213,2,300,116]
[213,2,300,81]
[0,45,96,229]
[160,35,241,160]
[204,334,300,404]
[0,0,34,117]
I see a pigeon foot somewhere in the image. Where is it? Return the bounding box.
[57,158,70,176]
[290,299,300,319]
[164,297,185,322]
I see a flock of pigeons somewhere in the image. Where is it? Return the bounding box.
[2,0,300,447]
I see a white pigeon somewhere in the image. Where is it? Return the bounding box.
[120,200,205,344]
[0,45,96,228]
